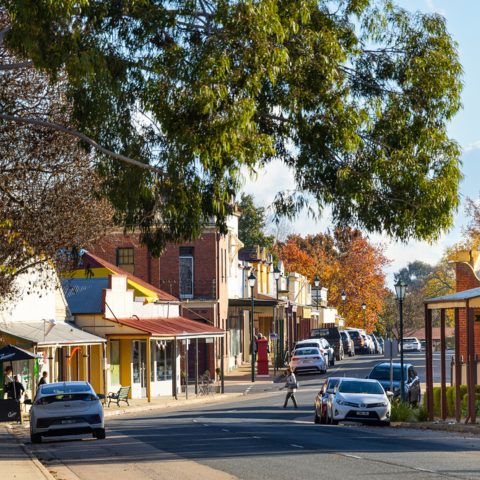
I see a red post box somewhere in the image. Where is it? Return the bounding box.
[256,337,269,376]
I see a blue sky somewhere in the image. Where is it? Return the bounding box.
[243,0,480,287]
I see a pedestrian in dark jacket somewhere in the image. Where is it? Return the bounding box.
[38,371,48,386]
[9,375,25,400]
[280,367,298,409]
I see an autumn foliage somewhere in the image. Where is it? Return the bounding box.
[273,228,391,332]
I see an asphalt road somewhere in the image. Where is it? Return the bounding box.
[21,350,480,480]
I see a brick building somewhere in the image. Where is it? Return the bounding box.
[87,208,244,376]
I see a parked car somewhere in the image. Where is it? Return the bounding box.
[291,347,327,375]
[361,333,374,354]
[310,327,344,361]
[378,338,385,350]
[326,378,392,427]
[314,377,340,424]
[340,330,355,357]
[368,334,382,354]
[346,329,368,354]
[296,338,335,366]
[366,362,421,405]
[27,381,106,444]
[420,340,426,351]
[402,337,422,352]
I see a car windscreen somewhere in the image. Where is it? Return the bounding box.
[39,393,94,404]
[327,379,339,392]
[403,338,417,343]
[41,384,91,395]
[297,343,320,349]
[369,366,402,381]
[338,381,384,395]
[347,331,360,338]
[294,349,320,356]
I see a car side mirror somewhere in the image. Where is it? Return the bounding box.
[386,391,394,402]
[23,399,32,405]
[365,376,368,379]
[97,394,105,400]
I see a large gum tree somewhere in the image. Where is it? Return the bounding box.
[1,0,463,253]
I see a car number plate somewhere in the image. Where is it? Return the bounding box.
[356,412,369,416]
[61,419,76,424]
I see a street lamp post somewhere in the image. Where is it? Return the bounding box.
[362,302,366,330]
[314,275,320,324]
[341,290,347,322]
[273,267,281,375]
[394,279,408,403]
[248,272,257,383]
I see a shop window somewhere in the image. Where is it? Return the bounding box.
[116,247,134,274]
[152,340,173,381]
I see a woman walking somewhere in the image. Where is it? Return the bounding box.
[281,367,298,409]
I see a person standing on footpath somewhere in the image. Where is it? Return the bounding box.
[38,371,48,386]
[281,367,298,409]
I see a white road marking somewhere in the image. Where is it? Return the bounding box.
[193,420,197,422]
[414,468,437,473]
[290,444,304,448]
[203,424,209,426]
[227,410,238,413]
[342,454,362,459]
[222,429,229,432]
[253,436,260,439]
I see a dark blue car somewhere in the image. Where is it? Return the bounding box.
[367,362,421,405]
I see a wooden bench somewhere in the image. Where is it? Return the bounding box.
[107,386,131,407]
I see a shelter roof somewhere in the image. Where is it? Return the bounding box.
[425,287,480,309]
[104,316,224,338]
[0,320,106,346]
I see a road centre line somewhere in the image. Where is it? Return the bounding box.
[253,436,260,439]
[290,444,304,448]
[222,429,229,432]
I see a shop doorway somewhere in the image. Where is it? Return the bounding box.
[133,340,147,397]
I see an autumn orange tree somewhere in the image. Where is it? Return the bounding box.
[273,228,391,332]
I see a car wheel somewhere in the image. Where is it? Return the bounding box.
[95,428,106,440]
[380,421,391,427]
[331,418,339,426]
[31,432,42,444]
[331,356,335,366]
[314,411,320,424]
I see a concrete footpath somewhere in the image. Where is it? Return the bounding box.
[0,425,52,479]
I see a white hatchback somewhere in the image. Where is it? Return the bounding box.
[27,381,105,443]
[291,347,327,375]
[402,337,421,352]
[326,378,392,426]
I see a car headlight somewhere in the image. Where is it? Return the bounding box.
[380,402,388,407]
[336,399,345,405]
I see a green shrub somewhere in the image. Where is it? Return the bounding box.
[446,386,455,417]
[390,399,414,422]
[433,387,441,414]
[413,405,429,422]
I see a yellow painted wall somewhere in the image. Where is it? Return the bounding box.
[90,344,103,394]
[120,339,132,398]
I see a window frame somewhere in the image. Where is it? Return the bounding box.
[116,247,134,274]
[179,254,194,299]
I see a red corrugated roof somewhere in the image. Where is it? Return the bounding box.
[105,316,224,336]
[76,251,178,302]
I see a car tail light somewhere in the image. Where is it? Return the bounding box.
[292,357,299,361]
[86,394,99,401]
[36,419,40,427]
[313,357,321,360]
[97,415,102,423]
[34,397,49,405]
[360,339,364,345]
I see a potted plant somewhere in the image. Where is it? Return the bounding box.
[215,367,222,393]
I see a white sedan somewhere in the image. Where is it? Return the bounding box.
[402,337,422,352]
[291,347,327,375]
[27,381,105,443]
[326,378,392,427]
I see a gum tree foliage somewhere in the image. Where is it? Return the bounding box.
[0,10,114,302]
[238,193,275,251]
[2,0,463,254]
